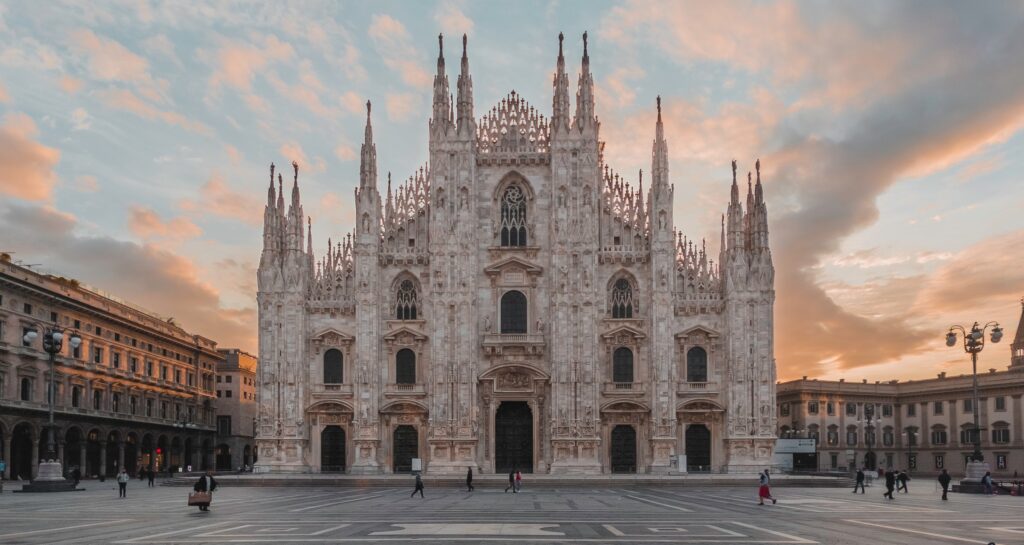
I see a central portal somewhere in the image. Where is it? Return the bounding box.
[495,401,533,473]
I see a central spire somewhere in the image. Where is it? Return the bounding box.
[574,31,596,133]
[456,33,475,138]
[552,32,571,134]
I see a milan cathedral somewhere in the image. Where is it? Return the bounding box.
[255,33,776,474]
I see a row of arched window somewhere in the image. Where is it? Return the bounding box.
[323,348,417,385]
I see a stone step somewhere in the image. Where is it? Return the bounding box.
[164,473,852,488]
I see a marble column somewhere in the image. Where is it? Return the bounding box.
[99,442,108,477]
[31,439,39,479]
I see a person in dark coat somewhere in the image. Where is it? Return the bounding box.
[410,473,424,498]
[883,469,896,499]
[937,469,951,500]
[466,467,474,492]
[853,468,865,493]
[505,468,516,493]
[193,470,218,511]
[896,470,909,493]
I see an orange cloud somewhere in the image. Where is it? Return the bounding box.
[59,75,83,94]
[0,112,60,201]
[0,202,257,352]
[180,173,262,226]
[100,88,211,134]
[368,15,432,88]
[128,205,202,241]
[208,35,294,92]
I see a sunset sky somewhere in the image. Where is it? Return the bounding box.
[2,1,1023,382]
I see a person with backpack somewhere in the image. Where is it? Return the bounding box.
[938,469,951,500]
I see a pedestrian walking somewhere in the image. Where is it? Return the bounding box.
[982,471,994,495]
[938,469,951,500]
[466,467,474,492]
[411,473,425,498]
[116,467,129,498]
[757,469,777,505]
[853,468,865,493]
[505,469,516,493]
[883,469,896,499]
[515,470,523,492]
[192,470,217,511]
[896,470,909,493]
[147,466,155,487]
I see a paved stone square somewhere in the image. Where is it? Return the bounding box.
[0,480,1020,544]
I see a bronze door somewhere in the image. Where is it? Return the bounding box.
[495,401,533,473]
[610,425,637,473]
[393,425,418,473]
[320,426,346,472]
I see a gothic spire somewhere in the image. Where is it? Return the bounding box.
[574,31,596,132]
[456,34,475,138]
[360,100,377,190]
[431,33,452,137]
[651,96,669,195]
[552,32,571,134]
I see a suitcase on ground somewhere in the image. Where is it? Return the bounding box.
[188,491,212,506]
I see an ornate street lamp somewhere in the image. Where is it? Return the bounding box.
[946,321,1001,484]
[21,324,82,491]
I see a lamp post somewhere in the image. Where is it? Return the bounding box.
[21,323,82,491]
[946,321,1002,484]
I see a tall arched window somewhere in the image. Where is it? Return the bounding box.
[500,291,527,333]
[395,279,417,320]
[323,349,343,384]
[613,347,634,383]
[396,349,416,384]
[500,185,528,246]
[686,347,708,382]
[610,278,634,318]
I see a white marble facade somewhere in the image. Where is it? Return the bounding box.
[255,33,776,474]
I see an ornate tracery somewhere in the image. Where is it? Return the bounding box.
[500,185,528,247]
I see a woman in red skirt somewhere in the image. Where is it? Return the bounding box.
[758,469,777,505]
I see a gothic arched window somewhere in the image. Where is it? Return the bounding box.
[395,279,417,320]
[323,349,343,384]
[686,347,708,383]
[500,185,528,246]
[613,347,634,383]
[396,349,416,384]
[500,290,527,334]
[610,278,634,318]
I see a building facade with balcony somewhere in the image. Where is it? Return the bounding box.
[0,256,220,480]
[777,308,1024,477]
[256,34,777,475]
[215,348,258,471]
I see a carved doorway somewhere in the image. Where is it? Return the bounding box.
[610,425,637,473]
[393,425,418,473]
[321,426,346,472]
[495,401,533,473]
[685,424,711,472]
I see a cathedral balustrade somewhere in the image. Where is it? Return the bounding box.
[601,381,647,397]
[383,383,427,397]
[676,381,721,396]
[481,333,546,357]
[598,245,650,265]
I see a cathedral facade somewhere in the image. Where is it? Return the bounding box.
[255,33,776,475]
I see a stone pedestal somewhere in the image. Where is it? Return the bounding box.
[19,460,79,493]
